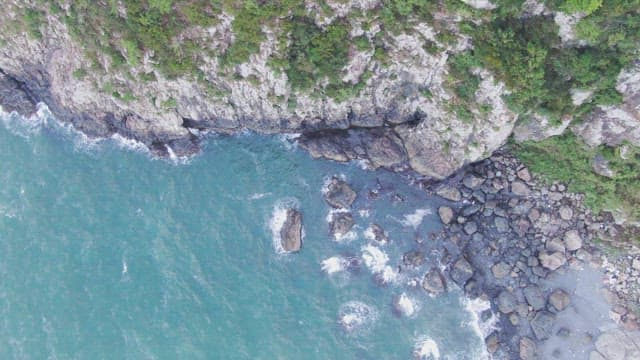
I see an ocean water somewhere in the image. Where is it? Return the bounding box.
[0,107,488,359]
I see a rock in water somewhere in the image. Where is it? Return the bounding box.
[519,337,536,360]
[330,212,354,239]
[438,206,454,225]
[324,178,357,209]
[538,251,566,270]
[497,290,517,314]
[523,285,546,311]
[369,223,389,243]
[280,209,302,252]
[435,186,461,202]
[548,289,571,311]
[422,268,446,296]
[531,311,555,340]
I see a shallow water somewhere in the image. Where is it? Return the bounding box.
[0,107,487,359]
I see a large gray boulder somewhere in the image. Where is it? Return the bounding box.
[329,212,354,239]
[523,285,546,311]
[497,290,517,314]
[531,311,555,340]
[280,209,303,252]
[422,268,446,296]
[450,257,474,286]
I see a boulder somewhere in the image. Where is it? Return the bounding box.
[549,289,571,311]
[519,337,536,360]
[324,178,356,209]
[538,251,567,271]
[491,262,511,279]
[497,290,517,314]
[463,221,478,235]
[595,330,628,360]
[280,209,302,252]
[330,212,355,238]
[592,154,616,178]
[563,230,583,251]
[403,250,425,268]
[517,167,532,182]
[438,206,454,225]
[523,285,546,311]
[422,268,446,296]
[485,332,499,354]
[463,174,484,189]
[559,206,573,220]
[451,257,474,286]
[546,237,566,253]
[369,223,389,243]
[436,185,462,202]
[511,181,531,196]
[531,311,555,340]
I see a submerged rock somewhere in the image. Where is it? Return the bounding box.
[280,209,303,252]
[549,289,571,312]
[531,311,555,340]
[497,290,517,314]
[403,250,425,268]
[450,257,474,286]
[369,223,389,244]
[539,251,567,271]
[523,285,546,311]
[324,178,357,209]
[519,337,536,360]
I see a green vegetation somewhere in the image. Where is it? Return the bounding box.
[24,8,45,39]
[514,134,640,223]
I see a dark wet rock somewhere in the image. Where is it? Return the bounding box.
[438,206,454,225]
[523,285,546,311]
[324,178,356,209]
[485,332,499,354]
[463,174,484,189]
[0,72,37,115]
[462,204,482,217]
[369,223,389,243]
[403,250,425,268]
[451,257,474,286]
[549,289,571,311]
[539,251,567,271]
[511,181,531,196]
[519,336,536,360]
[531,311,555,340]
[280,209,303,252]
[491,261,512,279]
[330,212,354,238]
[497,290,517,314]
[563,230,583,251]
[422,268,446,296]
[463,221,478,235]
[435,186,461,202]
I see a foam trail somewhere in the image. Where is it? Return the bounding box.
[462,296,498,360]
[321,256,347,275]
[401,208,432,229]
[361,244,397,283]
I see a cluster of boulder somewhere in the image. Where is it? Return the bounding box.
[426,151,640,359]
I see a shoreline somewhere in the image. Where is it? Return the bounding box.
[2,104,640,359]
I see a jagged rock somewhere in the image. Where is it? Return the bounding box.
[519,337,536,360]
[523,285,546,311]
[329,212,354,238]
[539,251,567,271]
[549,289,571,311]
[422,268,446,296]
[463,174,484,189]
[436,186,462,202]
[592,154,616,178]
[281,209,303,252]
[324,178,356,209]
[438,206,454,225]
[531,311,555,340]
[451,257,474,286]
[497,290,517,314]
[546,238,566,253]
[563,230,583,251]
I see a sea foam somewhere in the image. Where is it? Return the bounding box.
[401,208,432,229]
[413,336,441,359]
[321,256,347,275]
[268,198,299,254]
[462,296,498,360]
[338,301,378,333]
[361,244,397,284]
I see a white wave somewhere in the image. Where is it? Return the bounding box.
[401,208,432,229]
[121,258,128,275]
[358,209,370,218]
[462,296,498,360]
[268,198,299,255]
[109,133,149,153]
[278,133,300,150]
[361,244,397,283]
[326,208,358,243]
[321,174,347,196]
[249,192,271,200]
[413,336,441,360]
[338,301,378,333]
[321,256,347,275]
[394,293,420,317]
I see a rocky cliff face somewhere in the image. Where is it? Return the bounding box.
[0,0,637,179]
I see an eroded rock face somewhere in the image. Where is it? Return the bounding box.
[324,178,357,209]
[280,209,303,252]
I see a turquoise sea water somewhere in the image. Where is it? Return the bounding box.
[0,108,487,359]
